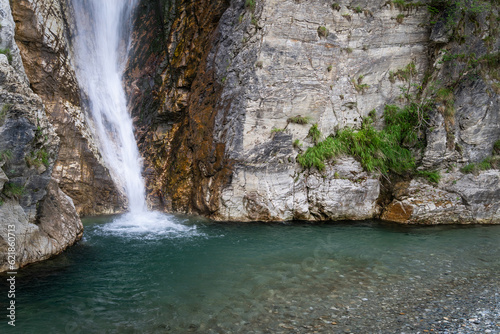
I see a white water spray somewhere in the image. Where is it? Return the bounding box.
[72,0,146,213]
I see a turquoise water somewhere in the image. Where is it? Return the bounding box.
[1,214,500,333]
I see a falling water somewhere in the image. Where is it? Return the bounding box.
[71,0,146,212]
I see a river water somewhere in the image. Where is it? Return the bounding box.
[1,215,499,333]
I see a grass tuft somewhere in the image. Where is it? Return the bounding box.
[297,103,424,174]
[245,0,256,11]
[415,170,441,184]
[2,182,24,199]
[317,26,329,38]
[287,116,312,125]
[308,124,322,144]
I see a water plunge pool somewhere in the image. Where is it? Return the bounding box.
[2,215,500,333]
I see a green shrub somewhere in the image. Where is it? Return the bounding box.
[461,156,499,174]
[287,116,311,125]
[436,87,455,119]
[317,26,329,38]
[297,103,424,174]
[389,62,417,83]
[342,14,352,21]
[460,163,475,173]
[271,127,285,133]
[293,139,302,148]
[352,75,369,93]
[332,3,341,11]
[477,158,492,170]
[354,6,363,13]
[392,0,425,11]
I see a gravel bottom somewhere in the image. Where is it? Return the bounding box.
[178,269,499,334]
[249,275,498,334]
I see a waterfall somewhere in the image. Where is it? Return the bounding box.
[71,0,146,213]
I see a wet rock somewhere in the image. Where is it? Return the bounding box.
[11,0,125,215]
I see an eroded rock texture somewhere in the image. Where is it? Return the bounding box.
[0,0,82,271]
[11,0,125,215]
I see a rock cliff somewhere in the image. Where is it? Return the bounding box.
[131,0,499,223]
[0,0,82,271]
[11,0,125,215]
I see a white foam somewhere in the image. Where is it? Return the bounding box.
[96,211,201,240]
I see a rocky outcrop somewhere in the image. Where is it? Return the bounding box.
[11,0,125,215]
[0,0,82,272]
[131,0,499,224]
[382,1,500,224]
[381,171,500,224]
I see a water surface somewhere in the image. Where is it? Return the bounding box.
[1,215,499,333]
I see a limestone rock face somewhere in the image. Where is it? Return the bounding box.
[0,0,82,272]
[11,0,125,215]
[220,156,380,221]
[0,183,83,272]
[381,171,500,224]
[131,0,499,224]
[131,0,426,220]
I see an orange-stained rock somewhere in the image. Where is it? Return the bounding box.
[381,201,414,224]
[125,0,231,216]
